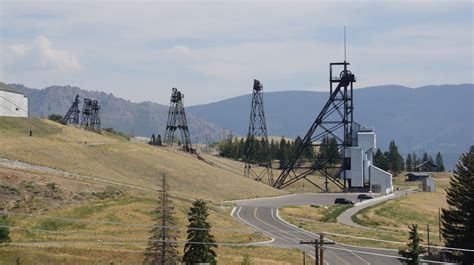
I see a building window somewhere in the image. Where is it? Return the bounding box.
[344,157,351,170]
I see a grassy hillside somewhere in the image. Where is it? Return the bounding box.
[0,117,283,202]
[0,117,304,264]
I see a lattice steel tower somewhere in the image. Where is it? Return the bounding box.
[164,88,194,153]
[244,79,273,185]
[81,98,101,132]
[63,95,80,124]
[273,61,356,191]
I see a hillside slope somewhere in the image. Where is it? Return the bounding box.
[10,84,228,143]
[189,84,474,170]
[0,117,282,201]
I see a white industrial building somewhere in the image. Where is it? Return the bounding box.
[344,124,393,194]
[0,82,28,117]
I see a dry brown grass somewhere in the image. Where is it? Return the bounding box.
[0,117,284,202]
[0,117,308,263]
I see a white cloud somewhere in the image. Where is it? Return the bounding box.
[4,35,82,72]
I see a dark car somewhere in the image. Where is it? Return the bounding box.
[334,198,353,205]
[357,194,374,201]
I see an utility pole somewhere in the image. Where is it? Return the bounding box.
[300,234,335,265]
[303,251,306,265]
[427,224,431,255]
[438,208,442,242]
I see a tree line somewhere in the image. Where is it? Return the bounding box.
[219,136,445,175]
[373,140,445,175]
[218,135,339,169]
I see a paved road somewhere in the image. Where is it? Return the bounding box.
[337,188,416,229]
[233,193,403,265]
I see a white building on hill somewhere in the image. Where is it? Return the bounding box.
[0,82,28,117]
[344,124,393,194]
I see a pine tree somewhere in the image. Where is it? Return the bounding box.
[144,174,180,265]
[320,136,340,165]
[422,152,429,163]
[387,140,403,175]
[412,153,420,170]
[406,153,413,171]
[373,149,386,170]
[278,138,289,169]
[399,224,424,265]
[183,199,217,264]
[435,152,445,172]
[441,146,474,263]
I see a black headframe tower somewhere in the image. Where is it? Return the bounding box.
[244,79,273,185]
[164,88,194,153]
[90,100,101,132]
[273,61,356,191]
[81,98,101,132]
[63,95,80,124]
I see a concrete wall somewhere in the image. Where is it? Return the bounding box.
[0,90,28,117]
[357,131,376,151]
[345,147,364,187]
[369,165,393,194]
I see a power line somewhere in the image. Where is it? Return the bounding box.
[5,212,474,253]
[323,231,474,252]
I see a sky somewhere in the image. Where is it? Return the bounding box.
[1,0,473,106]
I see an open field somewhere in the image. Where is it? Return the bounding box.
[280,172,452,248]
[352,173,451,240]
[0,117,310,264]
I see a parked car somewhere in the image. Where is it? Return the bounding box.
[357,194,374,201]
[334,198,353,204]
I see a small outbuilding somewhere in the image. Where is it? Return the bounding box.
[415,161,438,172]
[405,172,431,181]
[422,176,436,192]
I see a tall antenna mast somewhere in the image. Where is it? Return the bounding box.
[344,26,347,62]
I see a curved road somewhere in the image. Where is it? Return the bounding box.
[233,193,403,264]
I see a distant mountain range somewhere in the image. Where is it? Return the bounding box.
[188,84,474,170]
[9,83,473,170]
[10,84,228,143]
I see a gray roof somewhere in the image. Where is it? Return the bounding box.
[0,82,22,95]
[405,172,432,177]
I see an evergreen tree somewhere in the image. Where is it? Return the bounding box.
[399,224,424,265]
[412,153,420,170]
[381,151,390,171]
[144,174,180,265]
[320,136,340,165]
[406,153,413,172]
[373,149,386,170]
[435,152,445,172]
[238,138,246,159]
[183,199,217,264]
[387,140,404,175]
[278,138,289,169]
[422,152,429,163]
[441,146,474,263]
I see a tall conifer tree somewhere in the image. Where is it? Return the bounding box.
[441,146,474,263]
[144,174,180,265]
[183,199,217,264]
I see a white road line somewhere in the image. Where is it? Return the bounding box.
[235,206,276,245]
[230,206,237,217]
[273,208,370,265]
